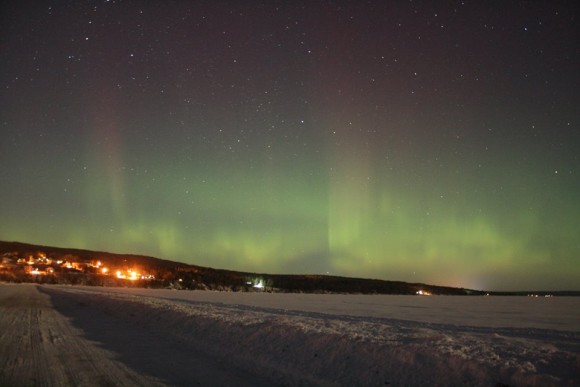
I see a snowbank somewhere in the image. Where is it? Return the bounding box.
[38,286,579,386]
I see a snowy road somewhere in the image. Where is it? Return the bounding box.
[0,284,271,386]
[1,283,579,386]
[0,283,166,386]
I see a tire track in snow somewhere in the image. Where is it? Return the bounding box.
[0,283,165,386]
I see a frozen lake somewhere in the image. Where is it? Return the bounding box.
[90,286,580,331]
[1,283,579,386]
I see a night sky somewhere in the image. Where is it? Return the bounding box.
[2,1,579,291]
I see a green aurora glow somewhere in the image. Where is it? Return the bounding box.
[1,1,579,290]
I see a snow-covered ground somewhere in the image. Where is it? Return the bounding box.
[1,284,579,386]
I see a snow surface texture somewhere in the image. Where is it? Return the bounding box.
[1,284,579,386]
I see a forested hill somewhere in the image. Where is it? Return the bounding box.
[0,240,488,295]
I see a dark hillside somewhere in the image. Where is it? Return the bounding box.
[1,240,487,295]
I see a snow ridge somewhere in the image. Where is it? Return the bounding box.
[38,286,580,386]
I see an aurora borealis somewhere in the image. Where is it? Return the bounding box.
[1,1,579,291]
